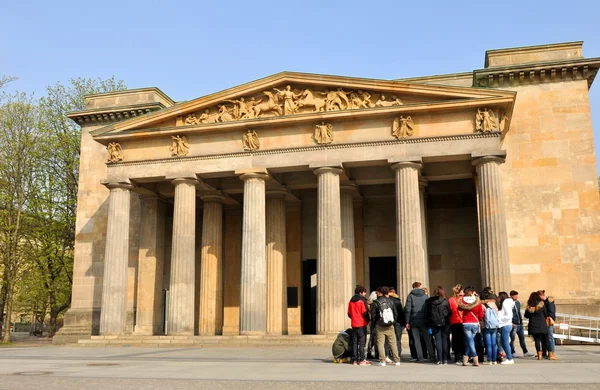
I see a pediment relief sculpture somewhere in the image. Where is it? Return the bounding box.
[314,122,334,145]
[176,85,405,126]
[242,129,260,151]
[392,115,415,139]
[475,108,499,132]
[107,142,123,163]
[170,135,189,157]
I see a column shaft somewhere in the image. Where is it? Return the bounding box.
[419,179,430,289]
[393,162,424,302]
[135,197,165,335]
[100,184,132,335]
[239,173,268,334]
[475,156,511,292]
[266,192,287,334]
[199,195,224,335]
[167,179,197,335]
[315,167,345,334]
[340,187,356,307]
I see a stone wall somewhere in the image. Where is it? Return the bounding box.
[501,79,600,315]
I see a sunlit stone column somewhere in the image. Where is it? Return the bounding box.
[199,193,225,335]
[239,171,269,335]
[419,178,430,290]
[167,178,198,335]
[473,155,511,292]
[340,184,357,307]
[392,162,424,302]
[100,182,133,335]
[266,190,287,335]
[135,196,166,335]
[314,167,345,334]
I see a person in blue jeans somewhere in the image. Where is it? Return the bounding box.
[481,293,499,365]
[458,287,484,366]
[509,290,534,357]
[497,291,516,365]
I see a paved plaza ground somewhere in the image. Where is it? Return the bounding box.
[0,342,599,389]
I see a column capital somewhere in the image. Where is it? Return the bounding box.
[200,191,225,203]
[266,189,288,199]
[472,151,507,166]
[391,161,422,171]
[340,182,360,198]
[418,177,428,189]
[102,181,135,191]
[313,166,344,176]
[171,177,200,186]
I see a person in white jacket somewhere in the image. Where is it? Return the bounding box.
[497,291,515,364]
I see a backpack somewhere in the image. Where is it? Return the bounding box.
[484,306,500,329]
[376,298,395,326]
[426,300,447,327]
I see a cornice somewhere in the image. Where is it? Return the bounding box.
[67,103,168,127]
[474,57,600,89]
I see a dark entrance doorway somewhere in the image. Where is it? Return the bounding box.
[369,257,397,292]
[302,259,317,334]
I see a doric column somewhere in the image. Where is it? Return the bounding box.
[135,196,166,335]
[473,155,511,292]
[392,162,424,302]
[167,178,198,335]
[239,171,269,334]
[100,182,133,335]
[314,167,345,334]
[340,184,357,307]
[199,193,225,335]
[266,190,287,335]
[419,178,430,289]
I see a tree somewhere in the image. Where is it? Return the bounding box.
[0,76,17,90]
[0,92,43,342]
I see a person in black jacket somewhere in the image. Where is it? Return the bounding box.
[524,292,551,360]
[388,287,406,357]
[370,287,400,366]
[538,290,558,359]
[425,286,451,365]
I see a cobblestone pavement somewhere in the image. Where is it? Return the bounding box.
[0,344,599,389]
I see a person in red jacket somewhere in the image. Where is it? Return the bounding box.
[348,285,370,365]
[448,284,465,364]
[458,287,485,366]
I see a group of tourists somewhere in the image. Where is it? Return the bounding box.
[333,282,559,366]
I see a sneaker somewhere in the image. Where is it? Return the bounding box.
[393,362,401,366]
[523,351,535,357]
[436,361,442,365]
[341,357,351,363]
[500,359,514,365]
[492,361,497,365]
[385,357,393,364]
[359,360,371,366]
[482,361,492,365]
[352,361,358,366]
[455,361,463,365]
[443,361,448,365]
[410,358,418,362]
[379,361,386,366]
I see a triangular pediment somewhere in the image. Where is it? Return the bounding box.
[91,72,515,140]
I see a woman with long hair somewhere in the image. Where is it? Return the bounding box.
[481,293,499,365]
[497,291,515,365]
[458,287,484,366]
[524,291,551,360]
[448,284,465,364]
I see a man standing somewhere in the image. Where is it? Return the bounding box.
[371,287,401,366]
[388,287,406,358]
[405,282,435,362]
[347,285,371,366]
[509,290,534,357]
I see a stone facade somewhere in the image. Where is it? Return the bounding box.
[55,42,600,342]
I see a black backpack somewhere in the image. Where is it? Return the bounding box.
[375,298,395,326]
[426,299,447,327]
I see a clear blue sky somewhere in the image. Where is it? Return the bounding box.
[3,0,600,172]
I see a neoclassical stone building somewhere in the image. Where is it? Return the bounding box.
[57,42,600,341]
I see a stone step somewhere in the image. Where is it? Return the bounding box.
[79,335,335,347]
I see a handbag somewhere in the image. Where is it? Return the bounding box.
[545,316,555,327]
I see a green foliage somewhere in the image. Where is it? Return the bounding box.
[0,77,126,339]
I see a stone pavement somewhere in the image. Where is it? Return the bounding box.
[0,344,599,389]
